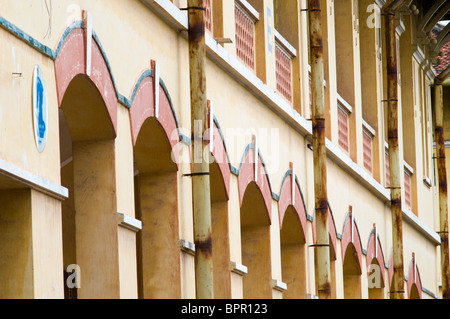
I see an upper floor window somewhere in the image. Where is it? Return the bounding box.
[337,106,349,153]
[205,0,213,33]
[274,32,295,103]
[235,1,256,70]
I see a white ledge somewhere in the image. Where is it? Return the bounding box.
[271,279,287,292]
[117,213,142,232]
[230,261,248,276]
[236,0,260,22]
[0,158,68,200]
[274,29,297,58]
[179,239,196,255]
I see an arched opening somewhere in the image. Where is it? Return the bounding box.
[130,73,180,299]
[59,74,119,299]
[368,259,385,299]
[343,243,362,299]
[366,227,386,299]
[407,255,422,299]
[240,181,272,299]
[280,206,307,299]
[409,284,420,299]
[278,170,308,299]
[209,118,232,299]
[341,212,363,299]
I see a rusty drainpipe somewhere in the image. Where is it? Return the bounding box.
[187,0,214,299]
[308,0,331,299]
[434,75,450,299]
[383,0,409,299]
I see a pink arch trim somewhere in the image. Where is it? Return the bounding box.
[407,255,423,299]
[211,121,231,198]
[238,146,273,222]
[55,28,117,133]
[278,172,307,237]
[129,75,180,167]
[341,213,363,273]
[366,229,386,285]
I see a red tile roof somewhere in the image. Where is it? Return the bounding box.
[433,28,450,76]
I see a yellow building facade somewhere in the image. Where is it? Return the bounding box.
[0,0,447,299]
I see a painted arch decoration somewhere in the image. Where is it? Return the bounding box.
[340,210,363,273]
[210,116,231,198]
[237,143,273,222]
[278,169,307,236]
[129,69,180,167]
[54,23,117,134]
[366,226,386,286]
[407,254,423,299]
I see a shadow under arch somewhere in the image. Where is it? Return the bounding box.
[238,143,273,299]
[366,226,386,299]
[56,27,120,298]
[278,169,308,298]
[129,70,182,299]
[341,211,363,299]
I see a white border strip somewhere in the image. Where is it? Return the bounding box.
[117,212,142,232]
[230,261,248,276]
[0,159,68,200]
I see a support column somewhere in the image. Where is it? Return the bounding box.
[308,0,331,299]
[434,83,450,299]
[187,0,214,299]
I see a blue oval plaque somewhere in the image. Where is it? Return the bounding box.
[32,65,48,153]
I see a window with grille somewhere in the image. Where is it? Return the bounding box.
[275,43,292,102]
[337,105,350,153]
[404,169,412,209]
[235,3,255,70]
[205,0,212,33]
[363,130,373,173]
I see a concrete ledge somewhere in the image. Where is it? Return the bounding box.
[179,239,196,256]
[0,159,68,200]
[230,261,248,276]
[271,279,287,292]
[117,213,142,232]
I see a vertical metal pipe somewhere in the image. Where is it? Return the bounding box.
[187,0,214,299]
[308,0,331,299]
[385,11,404,300]
[434,83,450,299]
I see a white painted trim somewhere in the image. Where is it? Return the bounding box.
[179,239,196,255]
[362,119,376,137]
[0,159,68,200]
[83,11,92,77]
[271,279,287,292]
[230,261,248,276]
[404,161,414,176]
[337,93,353,113]
[117,213,142,232]
[235,0,260,22]
[274,29,297,58]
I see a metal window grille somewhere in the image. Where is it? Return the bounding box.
[235,4,255,70]
[363,130,373,173]
[337,105,349,153]
[275,44,292,102]
[205,0,212,33]
[404,170,412,209]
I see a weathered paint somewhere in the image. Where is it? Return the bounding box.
[434,84,450,299]
[188,0,214,299]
